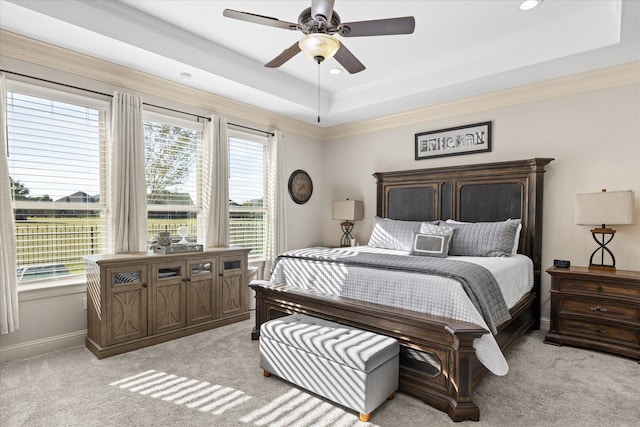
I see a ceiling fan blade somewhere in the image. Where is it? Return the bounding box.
[265,42,302,68]
[223,9,297,30]
[333,43,365,74]
[311,0,335,21]
[339,16,415,37]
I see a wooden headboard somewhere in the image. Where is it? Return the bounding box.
[373,158,553,328]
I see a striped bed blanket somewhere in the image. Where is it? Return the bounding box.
[274,249,511,334]
[270,246,533,375]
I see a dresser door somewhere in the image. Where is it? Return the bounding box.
[151,261,187,334]
[106,265,148,345]
[187,258,217,325]
[220,257,247,317]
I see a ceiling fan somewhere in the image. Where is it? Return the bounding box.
[223,0,415,74]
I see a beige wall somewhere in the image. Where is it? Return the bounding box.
[281,134,326,250]
[1,32,638,360]
[322,82,640,319]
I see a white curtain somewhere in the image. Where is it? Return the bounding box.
[110,91,147,253]
[0,73,19,334]
[202,115,229,247]
[263,131,286,279]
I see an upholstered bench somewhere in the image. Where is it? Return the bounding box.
[259,314,399,422]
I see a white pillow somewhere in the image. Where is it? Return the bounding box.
[368,216,425,251]
[446,219,521,256]
[512,222,522,255]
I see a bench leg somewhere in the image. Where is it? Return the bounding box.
[359,413,370,422]
[263,369,271,377]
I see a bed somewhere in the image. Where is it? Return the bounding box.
[250,158,553,421]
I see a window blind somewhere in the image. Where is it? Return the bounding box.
[6,88,108,282]
[228,132,268,258]
[144,113,203,246]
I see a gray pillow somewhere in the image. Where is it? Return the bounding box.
[368,216,427,251]
[446,218,522,256]
[447,219,520,257]
[410,224,454,257]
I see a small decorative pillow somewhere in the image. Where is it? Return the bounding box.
[368,216,427,251]
[447,219,520,257]
[410,223,454,257]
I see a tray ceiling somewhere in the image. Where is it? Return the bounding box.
[1,0,638,127]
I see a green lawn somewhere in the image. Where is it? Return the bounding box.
[15,216,261,275]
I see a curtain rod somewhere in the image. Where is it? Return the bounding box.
[2,69,276,136]
[1,69,213,121]
[228,122,274,137]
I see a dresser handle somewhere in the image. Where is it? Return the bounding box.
[596,285,603,292]
[591,327,606,334]
[590,305,608,313]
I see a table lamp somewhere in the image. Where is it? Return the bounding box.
[575,189,634,270]
[332,199,364,247]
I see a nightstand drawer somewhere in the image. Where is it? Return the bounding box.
[558,318,639,345]
[559,279,640,299]
[559,298,639,325]
[547,267,640,360]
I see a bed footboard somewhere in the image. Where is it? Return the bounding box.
[250,281,489,422]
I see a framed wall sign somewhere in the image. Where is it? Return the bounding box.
[415,121,492,160]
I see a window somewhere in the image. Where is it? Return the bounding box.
[228,130,268,259]
[144,112,203,247]
[6,83,108,283]
[4,80,266,284]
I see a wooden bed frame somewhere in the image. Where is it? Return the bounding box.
[250,158,553,421]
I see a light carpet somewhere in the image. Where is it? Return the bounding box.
[1,315,638,427]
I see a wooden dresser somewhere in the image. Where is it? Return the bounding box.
[85,247,250,358]
[545,266,640,361]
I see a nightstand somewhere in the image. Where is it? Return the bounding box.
[544,266,640,361]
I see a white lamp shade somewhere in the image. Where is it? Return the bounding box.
[332,200,364,221]
[575,190,635,226]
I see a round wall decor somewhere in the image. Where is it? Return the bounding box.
[288,169,313,204]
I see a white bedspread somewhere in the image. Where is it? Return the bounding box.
[270,246,533,376]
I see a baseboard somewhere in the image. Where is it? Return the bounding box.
[0,318,551,363]
[0,329,87,363]
[539,317,550,332]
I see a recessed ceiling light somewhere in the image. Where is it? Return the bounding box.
[179,72,192,80]
[329,68,342,75]
[519,0,543,11]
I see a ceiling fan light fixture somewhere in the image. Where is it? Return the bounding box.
[298,33,340,62]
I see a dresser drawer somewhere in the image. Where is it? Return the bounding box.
[559,298,640,325]
[559,279,640,299]
[558,318,639,345]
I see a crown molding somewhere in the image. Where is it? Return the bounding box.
[323,61,640,140]
[2,30,638,142]
[0,30,321,139]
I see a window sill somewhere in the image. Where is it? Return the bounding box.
[16,258,264,303]
[18,275,87,302]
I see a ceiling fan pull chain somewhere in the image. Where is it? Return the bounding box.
[317,59,321,123]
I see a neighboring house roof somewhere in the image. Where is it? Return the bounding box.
[55,191,96,203]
